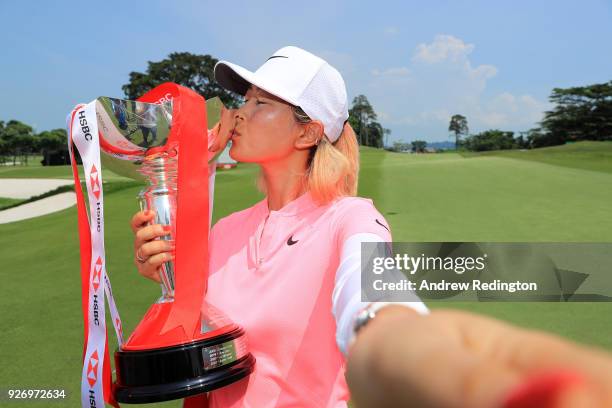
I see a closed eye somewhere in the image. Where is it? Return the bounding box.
[243,98,266,105]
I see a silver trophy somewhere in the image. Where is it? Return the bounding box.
[97,96,221,302]
[92,84,254,404]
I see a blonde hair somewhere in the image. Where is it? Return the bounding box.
[256,107,360,205]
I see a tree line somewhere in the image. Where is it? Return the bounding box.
[1,52,390,166]
[450,81,612,152]
[0,121,68,166]
[126,52,390,148]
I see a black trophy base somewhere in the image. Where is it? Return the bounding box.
[114,327,255,404]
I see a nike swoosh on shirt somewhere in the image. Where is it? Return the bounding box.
[287,235,299,246]
[375,219,390,232]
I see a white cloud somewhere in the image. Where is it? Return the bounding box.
[475,111,508,128]
[377,111,391,121]
[384,26,399,36]
[412,34,498,85]
[468,64,498,81]
[371,67,411,77]
[472,92,549,128]
[419,109,452,123]
[375,111,418,126]
[365,34,549,141]
[412,34,474,64]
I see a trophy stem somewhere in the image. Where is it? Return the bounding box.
[138,153,178,303]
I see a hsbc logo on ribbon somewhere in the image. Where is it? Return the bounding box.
[71,102,119,408]
[86,349,100,407]
[89,165,101,199]
[86,350,99,387]
[91,256,101,326]
[78,110,93,141]
[92,257,102,292]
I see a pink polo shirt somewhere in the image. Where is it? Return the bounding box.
[202,190,392,407]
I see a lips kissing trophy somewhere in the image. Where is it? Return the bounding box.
[67,83,255,406]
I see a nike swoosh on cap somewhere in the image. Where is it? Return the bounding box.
[266,55,289,61]
[375,219,390,232]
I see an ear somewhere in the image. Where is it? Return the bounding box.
[294,120,324,150]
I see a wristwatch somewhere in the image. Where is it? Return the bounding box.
[352,302,390,335]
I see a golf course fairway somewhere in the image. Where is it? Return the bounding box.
[1,141,610,407]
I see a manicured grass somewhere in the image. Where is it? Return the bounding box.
[0,164,263,407]
[0,163,75,179]
[0,197,24,210]
[1,143,611,407]
[359,144,612,351]
[360,147,612,242]
[460,140,612,174]
[0,160,127,181]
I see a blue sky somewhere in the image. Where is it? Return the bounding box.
[1,0,611,143]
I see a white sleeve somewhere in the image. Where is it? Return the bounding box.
[332,232,429,356]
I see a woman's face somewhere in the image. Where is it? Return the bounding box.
[228,86,304,163]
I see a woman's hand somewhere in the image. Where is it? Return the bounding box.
[208,106,236,154]
[130,210,174,283]
[346,306,612,408]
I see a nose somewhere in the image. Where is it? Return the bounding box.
[234,104,247,123]
[234,110,245,122]
[235,96,257,121]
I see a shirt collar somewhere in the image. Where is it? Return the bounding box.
[257,190,319,218]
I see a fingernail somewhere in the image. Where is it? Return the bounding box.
[163,225,172,232]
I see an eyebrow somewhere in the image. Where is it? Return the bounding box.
[245,87,285,103]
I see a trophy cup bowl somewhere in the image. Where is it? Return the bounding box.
[93,83,254,404]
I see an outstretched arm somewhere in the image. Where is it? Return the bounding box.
[346,306,612,408]
[332,232,428,355]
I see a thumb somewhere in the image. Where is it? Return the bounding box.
[209,106,235,153]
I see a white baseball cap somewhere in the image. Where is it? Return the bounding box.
[214,46,349,143]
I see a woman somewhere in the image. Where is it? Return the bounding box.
[130,46,427,407]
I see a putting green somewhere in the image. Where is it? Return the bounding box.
[1,142,610,407]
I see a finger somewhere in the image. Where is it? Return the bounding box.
[144,253,174,277]
[134,250,173,283]
[130,210,155,233]
[135,224,172,248]
[432,309,612,385]
[211,106,232,150]
[346,308,520,408]
[208,122,221,149]
[209,107,235,153]
[136,261,162,283]
[139,239,175,258]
